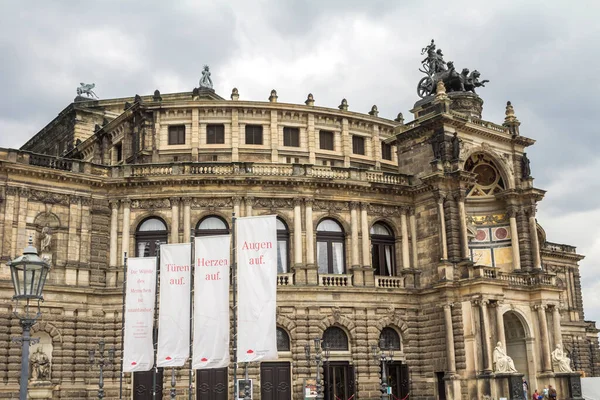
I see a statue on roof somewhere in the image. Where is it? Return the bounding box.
[77,83,98,99]
[417,40,489,98]
[199,65,213,89]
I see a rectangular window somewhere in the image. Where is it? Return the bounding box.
[283,127,300,147]
[115,143,123,162]
[206,124,225,144]
[245,125,263,145]
[319,130,334,150]
[168,125,186,145]
[352,135,365,155]
[381,142,392,160]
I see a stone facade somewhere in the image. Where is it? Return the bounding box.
[0,86,598,400]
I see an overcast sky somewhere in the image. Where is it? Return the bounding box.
[1,1,599,322]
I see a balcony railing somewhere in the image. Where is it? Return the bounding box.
[319,274,351,287]
[0,149,412,187]
[375,275,405,289]
[542,241,577,254]
[277,273,294,286]
[471,265,555,287]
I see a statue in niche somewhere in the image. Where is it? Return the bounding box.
[30,347,51,381]
[552,344,573,372]
[40,225,52,252]
[199,65,213,89]
[493,341,517,373]
[451,132,461,160]
[521,153,531,179]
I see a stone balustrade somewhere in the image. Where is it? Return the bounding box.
[470,265,555,287]
[277,273,294,286]
[319,273,351,287]
[375,275,405,288]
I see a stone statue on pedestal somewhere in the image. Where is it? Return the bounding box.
[493,341,517,373]
[199,65,213,89]
[40,225,52,252]
[552,344,573,372]
[30,347,51,381]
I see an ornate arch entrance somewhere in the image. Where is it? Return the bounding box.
[503,311,530,381]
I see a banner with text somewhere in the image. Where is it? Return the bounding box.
[237,215,278,362]
[157,243,191,367]
[193,235,231,369]
[123,257,157,373]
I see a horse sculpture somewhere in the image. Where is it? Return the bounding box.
[77,83,98,99]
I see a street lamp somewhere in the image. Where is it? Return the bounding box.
[8,237,51,400]
[305,338,330,400]
[88,340,115,399]
[372,337,395,400]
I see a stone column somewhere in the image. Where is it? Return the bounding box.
[400,207,410,269]
[443,304,456,374]
[495,301,506,347]
[170,197,179,243]
[507,206,521,271]
[305,199,314,267]
[122,199,131,263]
[233,196,241,217]
[360,202,370,267]
[552,305,562,348]
[350,202,360,268]
[245,196,253,217]
[480,299,493,372]
[527,205,542,269]
[293,198,303,267]
[536,305,552,372]
[109,200,119,267]
[1,187,17,260]
[409,207,419,269]
[183,198,191,243]
[456,192,470,259]
[436,193,449,260]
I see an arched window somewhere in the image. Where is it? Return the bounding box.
[195,216,229,237]
[464,153,505,197]
[276,327,290,351]
[379,327,401,350]
[276,218,289,274]
[322,327,349,351]
[370,222,396,276]
[316,219,345,274]
[136,217,168,256]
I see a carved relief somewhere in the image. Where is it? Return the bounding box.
[29,190,70,206]
[254,198,293,211]
[130,198,171,209]
[313,200,349,212]
[191,197,233,210]
[368,204,400,217]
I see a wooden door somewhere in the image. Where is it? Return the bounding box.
[133,369,163,400]
[260,362,291,400]
[196,368,228,400]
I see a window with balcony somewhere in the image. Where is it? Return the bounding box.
[316,219,345,274]
[371,222,396,276]
[283,127,300,147]
[245,125,263,145]
[207,124,225,144]
[168,125,186,145]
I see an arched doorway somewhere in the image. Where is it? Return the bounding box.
[503,311,529,381]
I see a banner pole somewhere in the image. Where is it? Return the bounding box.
[119,252,128,400]
[232,212,238,399]
[189,229,195,400]
[152,241,161,400]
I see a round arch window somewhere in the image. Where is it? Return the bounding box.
[370,222,396,276]
[136,217,168,256]
[322,326,349,351]
[195,216,229,237]
[276,218,289,273]
[316,219,345,274]
[379,327,401,350]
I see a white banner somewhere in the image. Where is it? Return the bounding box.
[237,215,278,362]
[123,257,157,373]
[157,243,191,367]
[193,235,231,369]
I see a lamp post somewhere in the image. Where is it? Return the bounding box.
[305,338,330,400]
[372,337,395,400]
[8,237,51,400]
[89,340,115,399]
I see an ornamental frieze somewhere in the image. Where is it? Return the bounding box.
[368,204,401,217]
[191,197,232,210]
[131,198,171,209]
[29,190,70,206]
[467,214,508,225]
[254,198,293,210]
[313,200,349,212]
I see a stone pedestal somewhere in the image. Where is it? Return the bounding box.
[493,373,525,400]
[28,380,53,399]
[555,373,584,400]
